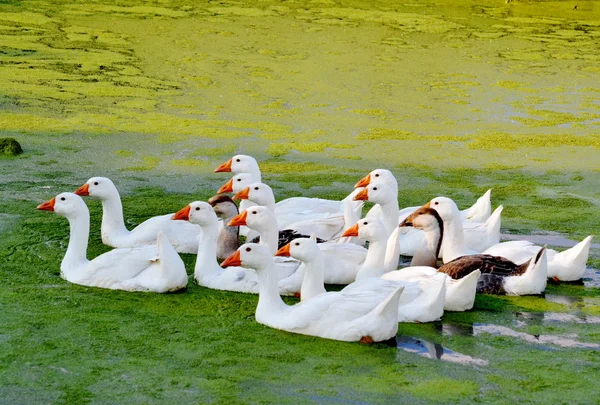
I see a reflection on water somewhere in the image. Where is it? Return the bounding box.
[545,294,584,306]
[396,336,488,366]
[435,322,474,337]
[583,268,600,288]
[473,324,600,349]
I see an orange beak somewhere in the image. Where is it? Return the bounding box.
[354,174,371,188]
[37,197,56,212]
[221,250,242,267]
[172,205,191,221]
[214,159,233,173]
[353,188,369,201]
[74,183,89,196]
[217,178,234,194]
[275,243,291,257]
[228,210,248,226]
[233,187,250,201]
[342,223,360,237]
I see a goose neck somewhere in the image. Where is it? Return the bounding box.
[194,222,222,279]
[61,211,90,278]
[441,215,467,263]
[357,239,387,279]
[256,260,287,316]
[99,193,128,239]
[300,252,326,300]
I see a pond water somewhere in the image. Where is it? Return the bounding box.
[1,0,600,403]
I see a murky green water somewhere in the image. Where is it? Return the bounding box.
[1,0,599,403]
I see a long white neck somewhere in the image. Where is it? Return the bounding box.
[99,191,129,240]
[300,251,326,301]
[253,218,279,255]
[440,214,468,263]
[194,222,222,280]
[61,211,90,279]
[256,260,287,319]
[357,238,387,280]
[378,200,400,237]
[383,226,401,272]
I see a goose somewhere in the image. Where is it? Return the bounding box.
[37,193,188,293]
[207,195,239,261]
[221,243,404,343]
[234,182,362,241]
[399,207,545,300]
[228,206,367,290]
[354,170,498,254]
[382,217,480,312]
[342,219,447,322]
[74,177,201,253]
[423,197,587,282]
[172,202,296,294]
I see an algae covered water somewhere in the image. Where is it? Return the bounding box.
[1,0,599,403]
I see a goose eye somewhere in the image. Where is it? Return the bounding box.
[245,247,251,252]
[93,182,98,186]
[252,211,257,214]
[195,207,200,211]
[236,159,241,162]
[363,221,368,225]
[295,242,300,246]
[237,179,241,182]
[375,174,379,177]
[373,187,378,191]
[60,197,66,201]
[254,187,259,190]
[434,201,439,205]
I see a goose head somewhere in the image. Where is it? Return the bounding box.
[233,182,275,206]
[37,192,88,219]
[400,207,444,233]
[227,205,277,232]
[342,218,388,243]
[74,177,117,199]
[426,197,460,223]
[354,169,396,188]
[214,155,259,174]
[217,173,254,194]
[275,235,319,262]
[221,243,271,271]
[208,195,239,220]
[353,183,396,205]
[173,201,218,227]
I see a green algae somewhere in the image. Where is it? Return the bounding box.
[0,137,22,155]
[408,379,479,401]
[124,156,160,171]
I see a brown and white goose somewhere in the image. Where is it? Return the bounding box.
[400,207,548,296]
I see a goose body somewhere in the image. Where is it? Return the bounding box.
[222,243,404,343]
[74,177,201,253]
[37,193,188,293]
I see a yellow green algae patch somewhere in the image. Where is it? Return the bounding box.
[259,161,333,174]
[468,131,600,150]
[124,156,160,171]
[266,141,355,157]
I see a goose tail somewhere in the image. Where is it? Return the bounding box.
[548,235,593,281]
[445,269,481,311]
[463,189,492,222]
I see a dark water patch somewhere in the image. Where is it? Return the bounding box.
[582,268,600,288]
[473,324,599,349]
[396,336,488,366]
[545,294,583,306]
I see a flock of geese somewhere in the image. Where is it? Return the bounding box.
[36,155,594,343]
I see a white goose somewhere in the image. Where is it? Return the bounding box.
[221,243,404,343]
[74,177,201,253]
[228,206,367,293]
[37,193,188,293]
[342,219,447,322]
[234,182,362,241]
[172,202,295,294]
[355,169,498,254]
[425,197,591,281]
